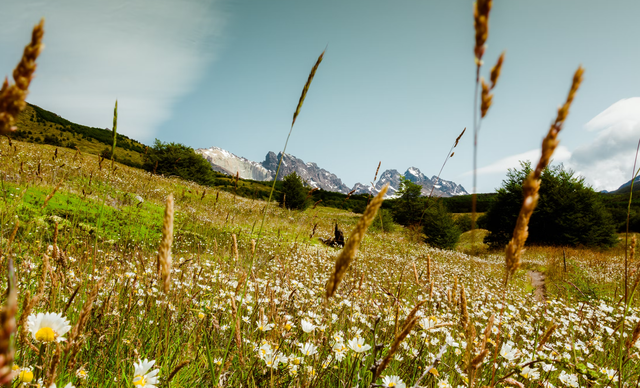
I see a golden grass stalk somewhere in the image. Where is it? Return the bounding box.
[505,66,584,283]
[490,52,505,88]
[111,99,117,169]
[0,259,18,385]
[157,195,174,293]
[460,284,469,328]
[325,183,389,298]
[232,234,239,262]
[0,19,44,136]
[537,322,557,351]
[480,78,492,118]
[292,50,325,128]
[167,360,191,383]
[67,278,104,351]
[473,0,492,66]
[374,300,426,380]
[42,178,63,209]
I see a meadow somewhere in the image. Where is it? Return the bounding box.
[0,139,639,388]
[1,4,640,388]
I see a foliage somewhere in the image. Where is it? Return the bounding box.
[143,139,218,187]
[391,176,424,226]
[483,162,617,248]
[454,213,473,232]
[369,208,397,233]
[278,172,310,210]
[422,198,462,250]
[440,193,496,213]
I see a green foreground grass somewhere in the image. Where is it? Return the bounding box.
[1,140,639,387]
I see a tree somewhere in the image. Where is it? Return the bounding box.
[422,198,462,250]
[392,176,424,226]
[482,162,617,248]
[391,176,461,249]
[143,139,218,186]
[279,172,309,210]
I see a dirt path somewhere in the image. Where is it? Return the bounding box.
[528,270,546,302]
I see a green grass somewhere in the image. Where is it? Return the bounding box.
[0,140,639,388]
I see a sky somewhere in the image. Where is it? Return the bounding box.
[2,0,640,193]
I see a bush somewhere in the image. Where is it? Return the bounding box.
[483,162,617,248]
[454,214,473,232]
[392,177,425,226]
[143,139,218,187]
[422,199,462,250]
[369,209,396,233]
[279,172,309,210]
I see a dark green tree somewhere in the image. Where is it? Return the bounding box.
[143,139,218,186]
[279,172,309,210]
[422,198,462,250]
[392,176,424,226]
[483,162,617,248]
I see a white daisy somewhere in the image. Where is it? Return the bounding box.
[132,359,160,388]
[27,313,71,343]
[382,375,406,388]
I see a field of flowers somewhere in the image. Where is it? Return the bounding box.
[0,140,638,388]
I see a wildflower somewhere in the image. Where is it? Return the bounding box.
[520,366,539,380]
[27,312,72,343]
[347,337,371,353]
[299,342,318,356]
[263,352,287,369]
[17,367,34,383]
[213,358,222,366]
[333,342,348,361]
[198,312,205,319]
[437,379,452,388]
[132,359,160,388]
[284,321,295,331]
[75,367,88,380]
[301,319,316,333]
[499,341,518,361]
[558,371,579,387]
[602,368,617,382]
[256,319,274,332]
[382,375,406,388]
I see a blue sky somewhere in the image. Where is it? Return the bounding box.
[2,0,640,193]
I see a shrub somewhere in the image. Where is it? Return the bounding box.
[369,209,396,233]
[279,172,309,210]
[483,162,617,248]
[143,139,218,187]
[392,176,424,226]
[422,198,462,250]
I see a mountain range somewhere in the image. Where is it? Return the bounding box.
[196,146,468,197]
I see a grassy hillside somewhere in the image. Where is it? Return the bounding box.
[0,140,638,387]
[11,103,147,167]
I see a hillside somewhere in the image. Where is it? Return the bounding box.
[11,103,147,167]
[0,140,637,387]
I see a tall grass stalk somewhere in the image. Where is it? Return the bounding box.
[218,49,325,382]
[111,100,117,169]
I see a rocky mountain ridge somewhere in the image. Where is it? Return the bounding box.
[195,146,468,197]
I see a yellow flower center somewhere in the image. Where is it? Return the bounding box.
[19,370,34,383]
[133,375,146,386]
[389,383,396,387]
[35,327,56,342]
[285,323,292,331]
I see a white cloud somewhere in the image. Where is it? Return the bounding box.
[463,146,571,176]
[567,98,640,191]
[0,0,226,142]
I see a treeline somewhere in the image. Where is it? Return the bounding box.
[28,104,145,153]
